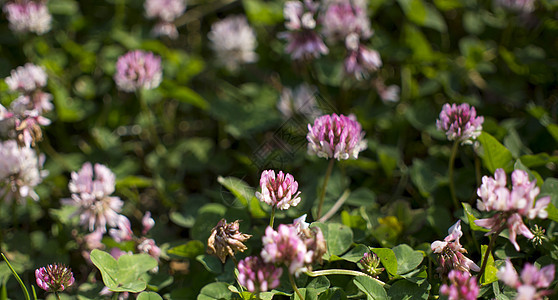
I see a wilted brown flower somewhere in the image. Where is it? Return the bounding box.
[207,219,252,263]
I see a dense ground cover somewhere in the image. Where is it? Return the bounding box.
[0,0,558,299]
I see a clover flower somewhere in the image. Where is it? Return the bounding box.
[256,170,302,210]
[281,0,328,60]
[207,219,252,263]
[437,103,484,145]
[237,256,283,293]
[144,0,186,39]
[5,63,47,93]
[208,15,258,71]
[61,162,124,233]
[142,211,155,235]
[307,113,367,160]
[114,50,162,92]
[321,0,372,43]
[344,33,382,80]
[0,140,46,203]
[108,214,133,243]
[498,259,555,300]
[138,238,162,260]
[261,222,325,276]
[474,168,550,251]
[261,224,311,275]
[277,84,321,119]
[3,1,51,35]
[35,264,75,292]
[431,220,480,277]
[439,270,479,300]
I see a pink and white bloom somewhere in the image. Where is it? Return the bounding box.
[237,256,283,293]
[114,50,162,92]
[277,84,321,119]
[261,224,312,275]
[431,220,480,277]
[142,211,155,235]
[321,0,372,43]
[437,103,484,145]
[498,259,555,300]
[256,170,302,210]
[475,169,550,251]
[307,113,367,160]
[281,0,328,60]
[208,15,258,71]
[3,1,51,35]
[0,140,46,202]
[5,63,47,92]
[440,270,479,300]
[35,264,75,292]
[109,215,133,243]
[61,162,124,233]
[144,0,186,39]
[138,238,162,260]
[344,33,382,80]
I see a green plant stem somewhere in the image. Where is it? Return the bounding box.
[269,206,276,228]
[54,292,61,300]
[288,273,304,300]
[448,141,459,209]
[479,226,505,278]
[1,253,30,300]
[137,90,162,150]
[317,159,335,220]
[306,269,386,287]
[231,256,245,294]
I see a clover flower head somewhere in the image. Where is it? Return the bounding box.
[35,263,75,292]
[437,103,484,145]
[61,162,124,233]
[278,84,321,119]
[144,0,186,39]
[138,238,162,260]
[108,214,133,243]
[5,63,48,93]
[281,0,328,60]
[344,33,382,80]
[431,220,480,277]
[474,168,550,251]
[3,1,52,35]
[237,256,283,293]
[359,251,385,277]
[207,219,252,263]
[256,170,302,210]
[321,0,372,42]
[440,270,479,300]
[0,140,46,203]
[142,211,155,235]
[114,50,162,92]
[208,15,258,71]
[261,224,312,275]
[498,259,555,300]
[307,113,367,160]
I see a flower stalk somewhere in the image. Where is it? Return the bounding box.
[288,272,304,300]
[317,159,335,219]
[448,140,459,209]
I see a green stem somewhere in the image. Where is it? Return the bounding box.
[269,206,276,229]
[479,226,505,279]
[288,273,304,300]
[1,253,30,300]
[137,90,163,150]
[474,154,481,188]
[306,269,386,287]
[317,159,335,219]
[54,292,61,300]
[448,141,459,209]
[231,257,245,294]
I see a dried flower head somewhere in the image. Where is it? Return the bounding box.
[114,50,162,92]
[475,168,550,251]
[35,263,75,292]
[256,170,302,210]
[498,259,555,300]
[437,103,484,145]
[237,256,283,293]
[431,220,480,277]
[207,219,252,263]
[3,1,52,35]
[440,270,479,300]
[307,113,367,160]
[208,15,258,71]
